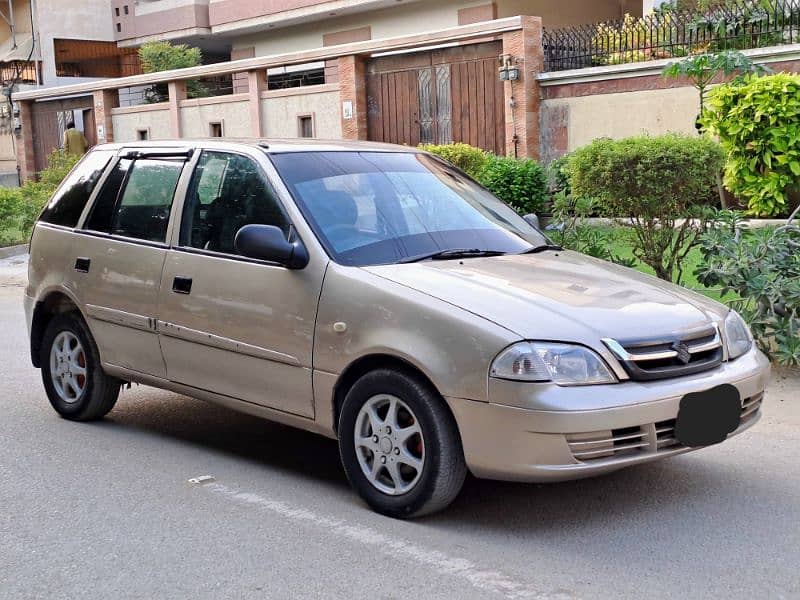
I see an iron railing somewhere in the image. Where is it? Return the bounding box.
[543,0,800,71]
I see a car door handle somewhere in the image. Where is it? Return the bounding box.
[172,276,193,295]
[74,257,91,273]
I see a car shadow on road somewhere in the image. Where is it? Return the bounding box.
[100,390,350,490]
[97,388,783,539]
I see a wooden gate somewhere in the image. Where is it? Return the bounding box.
[31,96,94,173]
[366,41,506,155]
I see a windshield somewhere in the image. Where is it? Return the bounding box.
[269,151,548,267]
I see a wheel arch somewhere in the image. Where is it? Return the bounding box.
[30,290,85,368]
[331,353,456,436]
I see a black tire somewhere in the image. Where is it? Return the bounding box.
[338,368,467,519]
[40,312,120,422]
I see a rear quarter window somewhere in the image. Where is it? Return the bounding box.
[38,150,115,228]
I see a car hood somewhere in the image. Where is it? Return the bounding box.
[363,251,727,343]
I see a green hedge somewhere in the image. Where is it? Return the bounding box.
[421,143,548,215]
[565,134,725,281]
[566,134,724,217]
[0,150,80,246]
[478,155,548,215]
[703,73,800,217]
[419,143,490,180]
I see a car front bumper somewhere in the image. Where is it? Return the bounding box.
[446,346,771,482]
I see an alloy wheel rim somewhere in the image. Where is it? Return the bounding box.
[49,331,87,404]
[354,394,425,496]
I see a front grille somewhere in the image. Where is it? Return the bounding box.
[603,326,724,381]
[566,393,763,463]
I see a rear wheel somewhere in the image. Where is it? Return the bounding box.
[338,369,467,518]
[40,313,120,421]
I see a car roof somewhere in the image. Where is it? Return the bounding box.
[92,138,423,154]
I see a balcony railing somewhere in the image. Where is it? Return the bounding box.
[543,0,800,72]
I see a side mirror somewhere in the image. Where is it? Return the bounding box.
[523,213,541,229]
[234,224,309,269]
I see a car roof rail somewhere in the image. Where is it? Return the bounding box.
[120,148,195,160]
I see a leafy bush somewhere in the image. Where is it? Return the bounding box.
[478,155,548,215]
[547,192,636,267]
[0,150,80,246]
[420,143,490,180]
[566,134,724,281]
[139,41,205,102]
[703,73,800,217]
[548,153,573,197]
[695,211,800,366]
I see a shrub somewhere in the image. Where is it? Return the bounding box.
[419,143,490,180]
[139,41,204,102]
[478,155,548,215]
[548,153,573,196]
[695,212,800,366]
[0,150,80,246]
[547,192,636,268]
[703,73,800,217]
[566,134,724,281]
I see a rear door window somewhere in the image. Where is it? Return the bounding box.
[86,158,185,243]
[39,150,115,227]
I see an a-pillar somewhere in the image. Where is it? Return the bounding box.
[338,54,368,140]
[502,16,544,160]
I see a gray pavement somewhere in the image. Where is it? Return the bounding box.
[1,255,799,600]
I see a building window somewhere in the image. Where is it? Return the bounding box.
[115,7,120,16]
[123,5,129,15]
[116,23,121,32]
[267,62,325,90]
[298,115,314,138]
[209,122,224,138]
[137,128,150,141]
[55,39,142,78]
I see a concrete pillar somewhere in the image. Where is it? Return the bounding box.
[338,55,368,141]
[248,70,267,138]
[502,16,544,160]
[15,100,36,182]
[168,81,187,138]
[92,89,119,145]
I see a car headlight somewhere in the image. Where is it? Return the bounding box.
[490,342,617,386]
[724,310,753,360]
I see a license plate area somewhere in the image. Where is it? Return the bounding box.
[675,384,742,448]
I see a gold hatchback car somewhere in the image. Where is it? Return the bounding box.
[26,140,770,517]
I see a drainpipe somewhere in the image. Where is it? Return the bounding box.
[8,0,16,49]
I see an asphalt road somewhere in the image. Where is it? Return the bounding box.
[2,255,799,600]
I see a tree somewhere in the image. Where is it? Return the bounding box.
[663,50,768,208]
[662,50,768,119]
[138,41,204,102]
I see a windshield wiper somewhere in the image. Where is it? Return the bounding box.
[399,249,508,264]
[519,244,563,255]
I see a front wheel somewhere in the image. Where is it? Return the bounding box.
[40,313,120,421]
[338,369,467,518]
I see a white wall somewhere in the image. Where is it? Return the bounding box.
[111,107,172,142]
[543,86,700,152]
[232,0,488,56]
[35,0,117,87]
[179,97,251,138]
[262,88,341,139]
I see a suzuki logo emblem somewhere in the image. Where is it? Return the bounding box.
[672,341,692,365]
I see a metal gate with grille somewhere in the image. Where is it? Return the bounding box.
[366,41,506,155]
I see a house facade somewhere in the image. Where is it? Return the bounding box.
[0,0,135,184]
[12,0,800,181]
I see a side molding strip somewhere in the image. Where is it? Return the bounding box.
[158,321,301,367]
